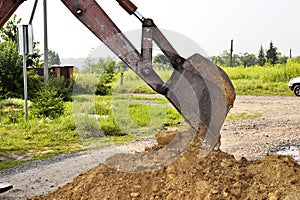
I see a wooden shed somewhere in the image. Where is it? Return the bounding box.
[28,65,74,80]
[50,65,74,79]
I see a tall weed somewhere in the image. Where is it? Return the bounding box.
[223,61,300,96]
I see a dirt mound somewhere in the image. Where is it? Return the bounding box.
[31,131,300,200]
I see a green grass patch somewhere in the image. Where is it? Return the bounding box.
[127,95,170,104]
[226,112,262,122]
[0,94,183,170]
[0,117,83,170]
[114,62,300,96]
[114,70,172,94]
[223,61,300,96]
[231,80,291,96]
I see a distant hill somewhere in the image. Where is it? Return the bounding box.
[60,57,86,70]
[60,28,206,71]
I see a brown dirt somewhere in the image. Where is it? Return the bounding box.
[31,130,300,199]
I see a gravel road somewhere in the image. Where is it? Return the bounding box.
[1,95,300,199]
[220,96,300,161]
[0,137,157,200]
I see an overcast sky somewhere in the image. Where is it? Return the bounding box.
[14,0,300,59]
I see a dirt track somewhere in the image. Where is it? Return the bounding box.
[1,95,300,199]
[220,96,300,161]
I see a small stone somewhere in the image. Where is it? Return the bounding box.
[220,161,228,167]
[152,182,160,192]
[130,192,141,198]
[133,185,141,189]
[222,190,229,197]
[155,131,177,146]
[268,193,279,200]
[211,189,218,194]
[233,182,241,188]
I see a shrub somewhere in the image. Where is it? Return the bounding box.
[95,58,116,95]
[30,82,65,119]
[27,70,44,99]
[48,76,74,102]
[0,40,23,99]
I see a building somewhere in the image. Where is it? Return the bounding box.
[28,65,74,80]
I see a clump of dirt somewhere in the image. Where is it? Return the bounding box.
[31,131,300,200]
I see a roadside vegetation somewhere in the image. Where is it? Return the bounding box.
[223,60,300,96]
[116,60,300,96]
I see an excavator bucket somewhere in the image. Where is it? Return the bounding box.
[164,53,235,149]
[104,53,235,172]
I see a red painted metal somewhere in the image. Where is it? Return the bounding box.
[61,0,165,92]
[0,0,24,28]
[115,0,137,15]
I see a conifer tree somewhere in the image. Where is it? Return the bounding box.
[257,45,266,66]
[266,42,278,66]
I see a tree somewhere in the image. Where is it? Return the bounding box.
[266,41,278,65]
[95,57,116,95]
[82,57,99,74]
[0,15,44,99]
[31,81,65,119]
[0,14,43,69]
[211,50,240,67]
[153,53,172,70]
[0,40,23,98]
[210,55,226,66]
[117,60,128,71]
[82,57,116,95]
[277,55,288,65]
[257,46,266,66]
[0,14,21,43]
[26,42,43,68]
[48,49,61,65]
[240,53,257,67]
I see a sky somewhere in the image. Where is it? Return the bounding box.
[13,0,300,59]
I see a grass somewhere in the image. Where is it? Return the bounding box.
[115,60,300,96]
[223,60,300,96]
[226,112,262,122]
[0,95,182,170]
[114,69,172,94]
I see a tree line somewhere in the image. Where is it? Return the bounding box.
[210,42,290,67]
[136,41,296,70]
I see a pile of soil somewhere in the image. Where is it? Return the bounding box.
[31,131,300,200]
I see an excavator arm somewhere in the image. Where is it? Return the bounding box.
[0,0,25,28]
[0,0,235,149]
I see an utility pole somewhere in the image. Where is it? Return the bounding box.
[43,0,49,82]
[290,49,292,59]
[229,39,233,67]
